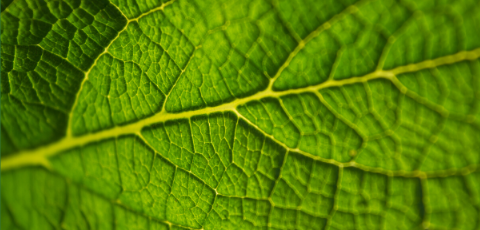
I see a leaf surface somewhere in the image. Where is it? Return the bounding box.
[2,0,480,229]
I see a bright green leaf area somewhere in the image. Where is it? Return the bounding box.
[2,0,480,229]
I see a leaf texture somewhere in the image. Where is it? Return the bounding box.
[2,0,480,229]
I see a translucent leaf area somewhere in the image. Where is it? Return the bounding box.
[2,0,480,229]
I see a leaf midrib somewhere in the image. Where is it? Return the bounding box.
[3,47,480,173]
[3,0,480,177]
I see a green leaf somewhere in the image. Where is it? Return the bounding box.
[2,0,480,229]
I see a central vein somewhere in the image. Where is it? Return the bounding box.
[2,46,480,172]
